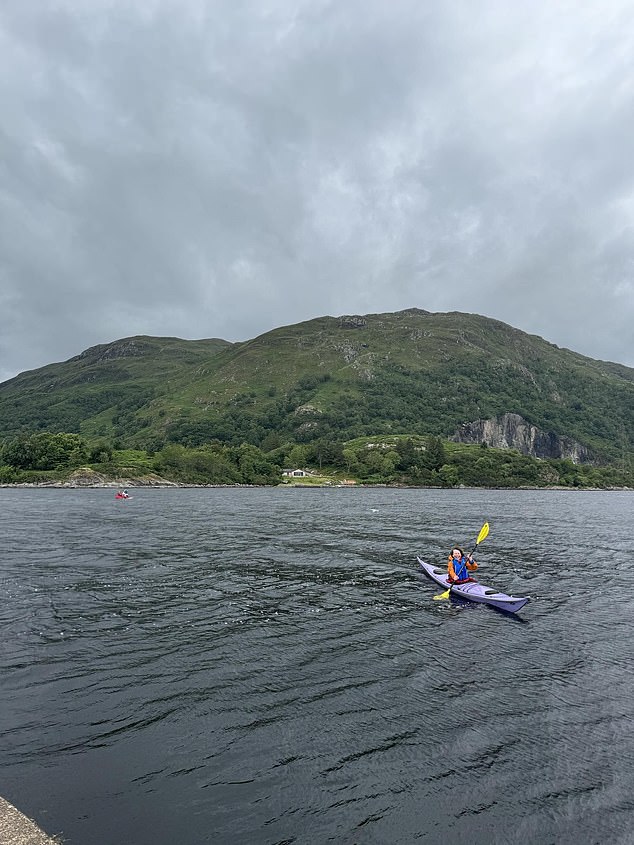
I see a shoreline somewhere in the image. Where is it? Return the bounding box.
[0,481,631,492]
[0,797,59,845]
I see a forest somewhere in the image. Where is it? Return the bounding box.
[1,431,631,489]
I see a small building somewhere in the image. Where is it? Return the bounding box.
[282,468,311,478]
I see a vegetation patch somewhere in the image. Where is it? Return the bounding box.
[0,311,632,488]
[0,430,630,489]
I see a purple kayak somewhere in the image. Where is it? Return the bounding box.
[417,558,530,614]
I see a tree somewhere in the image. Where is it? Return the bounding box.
[1,436,34,469]
[233,444,280,485]
[438,464,459,487]
[395,438,419,471]
[309,438,345,469]
[424,436,446,471]
[343,447,361,474]
[89,442,113,463]
[287,444,309,468]
[0,432,88,470]
[260,431,281,453]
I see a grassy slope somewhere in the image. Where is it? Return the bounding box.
[0,335,233,439]
[1,310,632,462]
[151,310,634,458]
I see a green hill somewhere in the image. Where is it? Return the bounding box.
[0,335,233,441]
[1,309,633,467]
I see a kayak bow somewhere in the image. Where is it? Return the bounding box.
[418,558,529,614]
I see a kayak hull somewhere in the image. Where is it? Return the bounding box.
[417,558,529,614]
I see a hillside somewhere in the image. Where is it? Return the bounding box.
[0,335,232,439]
[1,309,633,465]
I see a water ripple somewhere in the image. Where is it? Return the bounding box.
[0,487,632,844]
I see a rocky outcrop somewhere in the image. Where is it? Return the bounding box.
[7,468,180,488]
[73,338,149,363]
[338,316,367,329]
[451,413,594,464]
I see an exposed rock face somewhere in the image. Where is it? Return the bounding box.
[74,339,149,363]
[29,468,180,487]
[451,413,594,464]
[338,316,367,329]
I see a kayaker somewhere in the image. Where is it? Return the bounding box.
[447,547,478,584]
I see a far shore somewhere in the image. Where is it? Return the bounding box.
[0,481,631,492]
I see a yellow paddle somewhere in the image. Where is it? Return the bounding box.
[433,522,490,600]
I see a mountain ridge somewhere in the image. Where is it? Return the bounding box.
[1,309,632,467]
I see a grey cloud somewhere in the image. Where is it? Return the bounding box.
[1,0,634,384]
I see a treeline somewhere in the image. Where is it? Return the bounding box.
[0,432,92,477]
[0,430,632,489]
[282,435,632,488]
[0,432,279,486]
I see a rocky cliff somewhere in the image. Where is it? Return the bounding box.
[451,413,594,463]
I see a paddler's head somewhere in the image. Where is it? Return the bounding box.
[451,547,463,559]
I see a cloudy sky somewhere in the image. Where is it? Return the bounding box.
[1,0,634,383]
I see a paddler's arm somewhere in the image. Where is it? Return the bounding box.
[447,556,457,582]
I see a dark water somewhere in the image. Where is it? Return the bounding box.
[1,487,633,845]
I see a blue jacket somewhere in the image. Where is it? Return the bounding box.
[448,554,477,582]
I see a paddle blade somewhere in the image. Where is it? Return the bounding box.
[476,522,490,546]
[433,588,451,600]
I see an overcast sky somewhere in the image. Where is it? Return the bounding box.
[1,0,634,383]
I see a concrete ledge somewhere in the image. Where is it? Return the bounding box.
[0,798,60,844]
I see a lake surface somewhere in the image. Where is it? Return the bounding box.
[1,487,633,844]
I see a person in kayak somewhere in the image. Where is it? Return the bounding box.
[447,547,478,584]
